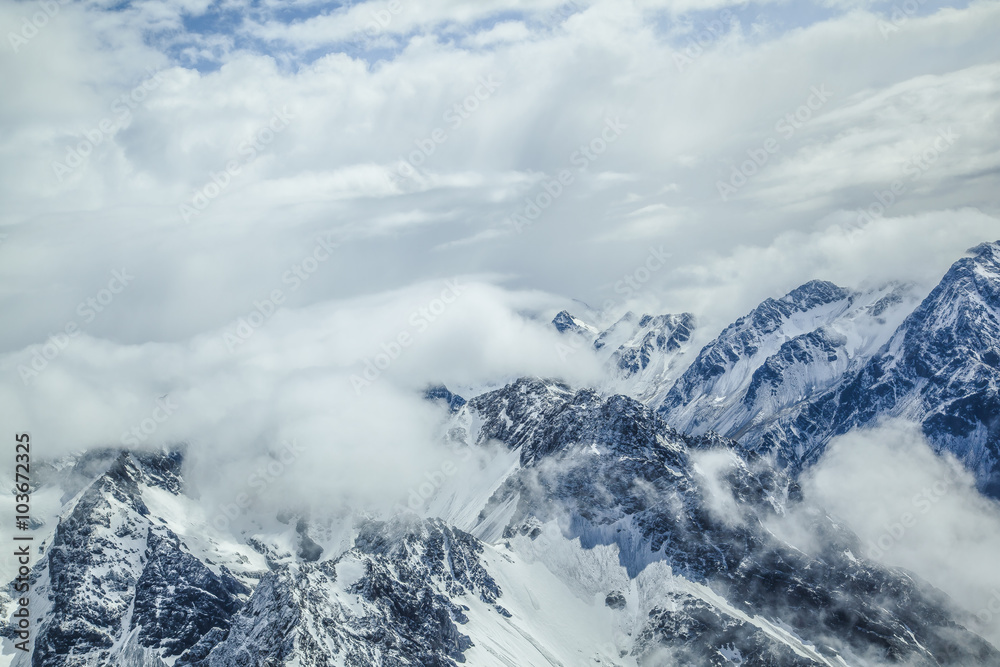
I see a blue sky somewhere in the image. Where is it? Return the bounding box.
[126,0,975,71]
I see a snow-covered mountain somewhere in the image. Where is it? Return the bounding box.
[1,450,262,667]
[552,309,698,403]
[6,242,1000,666]
[455,380,994,665]
[655,280,921,444]
[5,380,998,665]
[552,241,1000,498]
[748,241,1000,495]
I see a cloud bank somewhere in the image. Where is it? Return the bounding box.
[802,422,1000,647]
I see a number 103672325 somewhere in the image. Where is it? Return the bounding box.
[14,433,30,530]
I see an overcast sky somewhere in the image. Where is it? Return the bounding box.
[1,0,999,464]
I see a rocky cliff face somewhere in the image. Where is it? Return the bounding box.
[741,242,1000,495]
[8,451,250,667]
[463,378,996,666]
[552,309,699,403]
[655,280,919,443]
[201,518,502,666]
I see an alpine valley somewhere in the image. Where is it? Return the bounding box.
[5,242,1000,667]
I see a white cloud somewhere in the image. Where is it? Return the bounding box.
[0,278,603,515]
[801,422,1000,646]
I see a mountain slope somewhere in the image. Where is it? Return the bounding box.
[5,451,255,667]
[6,244,1000,665]
[3,385,997,666]
[656,281,920,441]
[457,379,996,666]
[751,241,1000,495]
[201,518,504,666]
[552,309,698,403]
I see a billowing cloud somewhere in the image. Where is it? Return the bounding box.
[800,422,1000,647]
[2,0,999,356]
[0,278,604,521]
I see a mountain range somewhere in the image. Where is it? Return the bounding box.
[557,241,1000,498]
[3,241,1000,666]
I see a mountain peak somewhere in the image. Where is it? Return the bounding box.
[551,309,578,332]
[919,239,1000,312]
[551,310,599,336]
[739,240,1000,494]
[968,240,1000,261]
[424,384,467,412]
[780,279,851,309]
